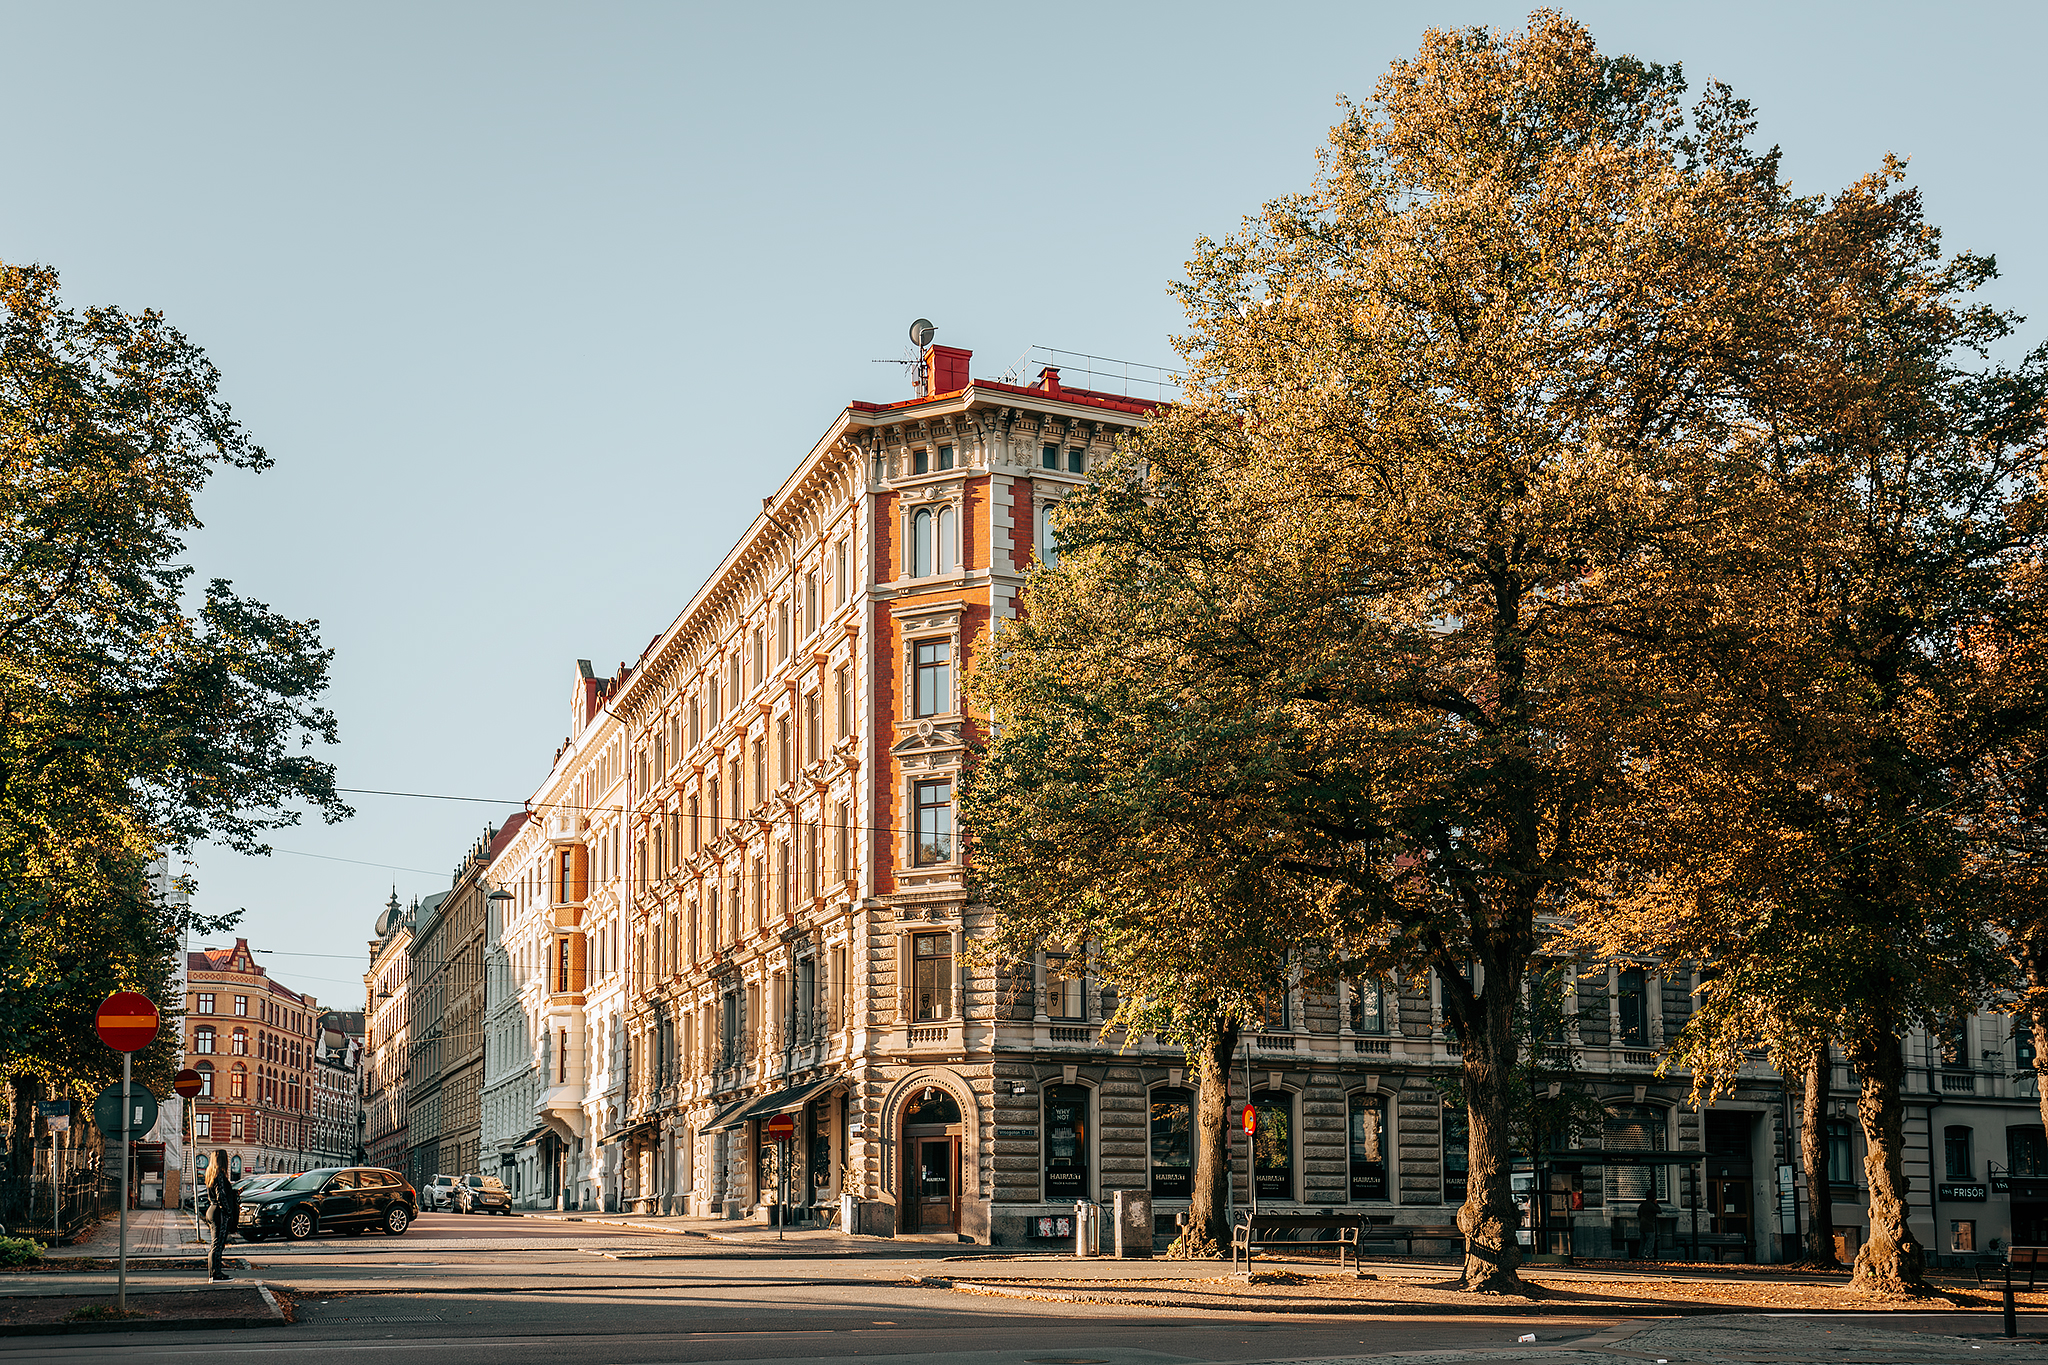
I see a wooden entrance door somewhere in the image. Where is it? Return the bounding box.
[1709,1177,1751,1254]
[913,1137,958,1232]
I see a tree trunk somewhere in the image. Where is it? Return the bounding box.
[1798,1041,1838,1266]
[1185,1023,1239,1256]
[1457,969,1525,1293]
[2031,1007,2048,1140]
[1848,1025,1928,1295]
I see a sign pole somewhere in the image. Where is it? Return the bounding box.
[118,1049,130,1311]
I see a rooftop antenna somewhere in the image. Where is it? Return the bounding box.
[873,318,936,396]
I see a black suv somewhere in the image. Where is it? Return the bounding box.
[238,1166,417,1241]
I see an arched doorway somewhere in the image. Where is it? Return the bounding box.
[901,1087,962,1233]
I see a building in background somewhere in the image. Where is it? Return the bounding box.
[482,859,543,1205]
[362,893,416,1173]
[409,817,525,1184]
[311,1009,365,1167]
[184,937,320,1177]
[486,667,623,1209]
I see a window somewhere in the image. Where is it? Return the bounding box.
[835,665,851,738]
[231,1113,244,1141]
[196,1063,214,1096]
[194,1026,216,1054]
[1603,1104,1669,1201]
[937,443,954,471]
[1942,1018,1969,1069]
[1044,1084,1090,1198]
[1047,957,1084,1020]
[804,692,820,763]
[913,780,952,865]
[709,778,720,840]
[1617,968,1647,1045]
[231,1066,247,1100]
[232,1028,249,1056]
[1348,981,1385,1034]
[914,446,930,475]
[833,541,846,606]
[2023,1029,2040,1076]
[1038,503,1059,568]
[1149,1088,1194,1197]
[2010,1126,2048,1178]
[913,640,951,717]
[806,571,818,636]
[936,506,956,573]
[1952,1219,1977,1253]
[1443,1106,1469,1204]
[752,626,765,688]
[1827,1118,1857,1185]
[1041,442,1059,470]
[1252,1090,1293,1200]
[557,937,572,993]
[776,716,791,785]
[912,933,953,1021]
[197,992,215,1015]
[234,996,248,1016]
[1946,1126,1974,1180]
[1349,1093,1389,1200]
[778,600,791,662]
[910,509,933,577]
[752,736,766,807]
[1067,447,1084,474]
[194,1111,211,1139]
[1260,989,1290,1032]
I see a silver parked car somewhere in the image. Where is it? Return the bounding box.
[421,1174,460,1211]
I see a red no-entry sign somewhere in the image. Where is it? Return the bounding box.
[172,1069,203,1099]
[95,993,159,1053]
[763,1113,797,1142]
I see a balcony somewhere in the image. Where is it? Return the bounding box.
[1941,1070,1977,1094]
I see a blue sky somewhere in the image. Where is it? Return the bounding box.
[2,1,2042,1004]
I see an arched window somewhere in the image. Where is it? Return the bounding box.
[1149,1087,1194,1197]
[232,1028,249,1056]
[194,1026,216,1054]
[936,506,956,573]
[910,509,933,578]
[196,1062,214,1097]
[231,1065,247,1100]
[1349,1092,1389,1200]
[1252,1090,1294,1200]
[1044,1084,1090,1199]
[1038,503,1059,568]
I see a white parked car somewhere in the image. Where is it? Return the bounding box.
[421,1174,460,1211]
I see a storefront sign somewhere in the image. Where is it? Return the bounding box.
[1939,1183,1988,1202]
[995,1128,1036,1139]
[1992,1175,2010,1194]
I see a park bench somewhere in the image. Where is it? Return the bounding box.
[1232,1212,1368,1273]
[2004,1245,2048,1288]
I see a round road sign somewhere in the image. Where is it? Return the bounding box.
[90,1082,159,1138]
[763,1112,797,1142]
[94,992,159,1053]
[1242,1104,1257,1135]
[172,1069,203,1099]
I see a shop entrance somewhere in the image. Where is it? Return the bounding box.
[900,1087,962,1234]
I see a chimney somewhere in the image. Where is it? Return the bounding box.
[924,344,972,397]
[1037,366,1062,397]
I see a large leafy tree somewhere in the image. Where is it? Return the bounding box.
[0,261,348,1202]
[972,14,1814,1291]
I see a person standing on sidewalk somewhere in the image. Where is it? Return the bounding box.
[1636,1192,1661,1261]
[204,1151,239,1280]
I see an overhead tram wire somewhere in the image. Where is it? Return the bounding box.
[333,785,925,840]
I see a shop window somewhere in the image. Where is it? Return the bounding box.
[1952,1219,1977,1253]
[912,933,953,1021]
[1252,1090,1293,1201]
[1443,1106,1469,1204]
[1945,1126,1974,1180]
[1827,1119,1857,1185]
[1044,1084,1090,1199]
[1603,1104,1669,1201]
[2009,1126,2048,1177]
[913,640,951,717]
[1617,968,1647,1045]
[1349,1093,1389,1201]
[1349,981,1385,1035]
[914,780,953,864]
[1150,1088,1194,1198]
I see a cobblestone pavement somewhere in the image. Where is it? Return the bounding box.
[1264,1313,2048,1363]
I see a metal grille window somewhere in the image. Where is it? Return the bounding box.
[912,933,952,1021]
[913,640,951,718]
[914,780,953,864]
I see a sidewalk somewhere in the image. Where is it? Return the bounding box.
[517,1208,939,1253]
[44,1208,207,1258]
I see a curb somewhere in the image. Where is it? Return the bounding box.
[0,1283,286,1337]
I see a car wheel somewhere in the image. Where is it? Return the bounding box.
[286,1208,315,1241]
[383,1205,411,1236]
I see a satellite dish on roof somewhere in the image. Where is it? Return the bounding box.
[908,318,936,348]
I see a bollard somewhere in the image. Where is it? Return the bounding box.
[2007,1262,2018,1339]
[1074,1200,1098,1258]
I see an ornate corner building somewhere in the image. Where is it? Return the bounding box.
[470,336,2029,1262]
